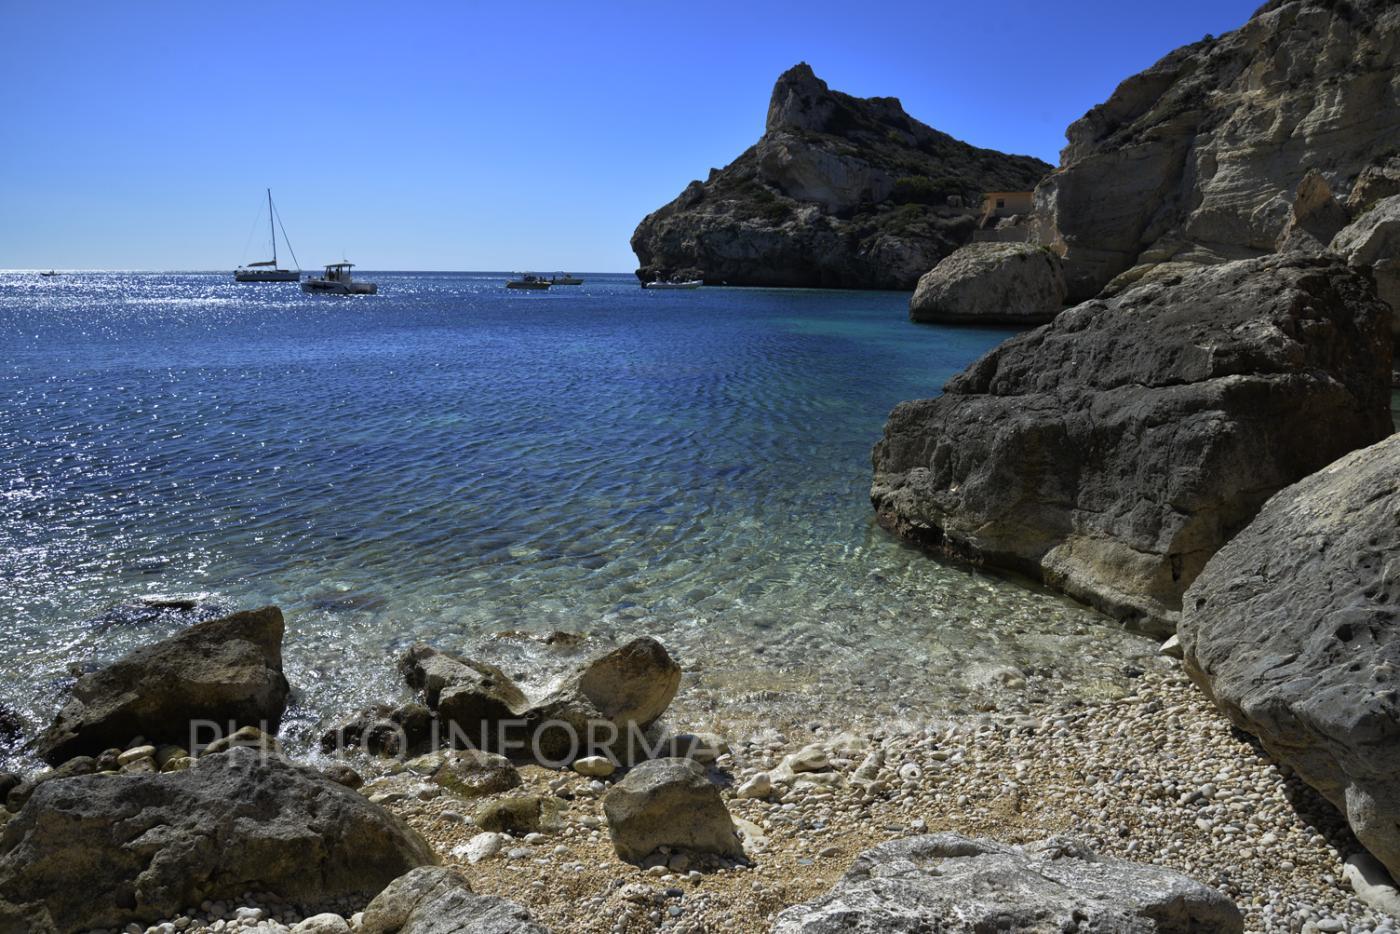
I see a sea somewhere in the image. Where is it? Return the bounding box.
[0,271,1164,763]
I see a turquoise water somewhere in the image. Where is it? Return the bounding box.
[0,271,1157,756]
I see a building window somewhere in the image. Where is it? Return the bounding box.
[996,198,1006,209]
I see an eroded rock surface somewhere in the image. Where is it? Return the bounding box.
[1181,434,1400,881]
[771,834,1242,933]
[872,255,1393,634]
[1033,0,1400,299]
[632,63,1048,289]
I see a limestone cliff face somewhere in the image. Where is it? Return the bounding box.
[631,64,1050,289]
[1036,0,1400,300]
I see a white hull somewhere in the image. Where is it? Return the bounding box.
[643,280,702,290]
[301,279,377,295]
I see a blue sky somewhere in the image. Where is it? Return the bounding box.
[0,0,1260,272]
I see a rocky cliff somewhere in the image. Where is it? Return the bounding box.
[630,64,1050,289]
[1035,0,1400,300]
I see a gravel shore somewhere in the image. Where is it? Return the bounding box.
[368,663,1396,934]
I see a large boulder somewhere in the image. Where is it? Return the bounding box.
[0,747,436,932]
[1180,434,1400,881]
[602,757,744,864]
[36,606,291,765]
[909,242,1066,324]
[872,255,1393,634]
[526,637,681,762]
[359,866,549,934]
[399,646,526,751]
[1032,0,1400,300]
[631,63,1049,289]
[771,834,1242,933]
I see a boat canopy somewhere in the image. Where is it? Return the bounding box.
[325,262,355,269]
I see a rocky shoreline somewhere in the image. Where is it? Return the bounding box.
[1,598,1398,933]
[6,627,1399,933]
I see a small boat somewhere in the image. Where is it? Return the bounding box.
[507,274,551,290]
[550,273,583,285]
[235,189,301,282]
[301,262,377,295]
[643,279,702,290]
[39,270,58,277]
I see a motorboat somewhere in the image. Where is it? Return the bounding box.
[235,189,301,282]
[642,279,702,290]
[507,274,551,290]
[301,262,377,295]
[549,273,583,285]
[39,270,58,277]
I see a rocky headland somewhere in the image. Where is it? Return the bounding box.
[630,63,1049,289]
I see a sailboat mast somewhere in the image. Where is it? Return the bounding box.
[267,188,277,268]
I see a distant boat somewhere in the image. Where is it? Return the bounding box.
[39,270,58,277]
[507,274,551,290]
[301,262,377,295]
[235,189,301,282]
[643,279,702,290]
[550,273,583,285]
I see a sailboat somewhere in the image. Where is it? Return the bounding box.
[234,189,301,282]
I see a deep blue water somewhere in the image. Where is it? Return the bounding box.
[0,271,1155,753]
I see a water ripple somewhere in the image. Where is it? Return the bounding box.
[0,271,1157,761]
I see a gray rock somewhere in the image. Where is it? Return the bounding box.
[1276,170,1349,254]
[1033,0,1400,299]
[771,834,1242,933]
[631,63,1048,290]
[199,724,282,758]
[1348,156,1400,214]
[910,242,1066,324]
[36,606,291,765]
[291,914,350,934]
[428,749,521,798]
[399,646,526,751]
[359,866,549,934]
[322,762,365,789]
[602,758,743,864]
[399,636,681,765]
[474,794,554,836]
[1343,851,1400,918]
[1180,434,1400,881]
[1332,194,1400,329]
[321,702,437,759]
[0,746,435,932]
[4,756,96,813]
[527,637,681,762]
[872,254,1393,634]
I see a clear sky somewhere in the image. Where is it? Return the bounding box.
[1,0,1261,272]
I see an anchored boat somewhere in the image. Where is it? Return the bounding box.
[550,273,583,285]
[301,262,377,295]
[507,274,551,290]
[642,279,702,290]
[235,189,301,282]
